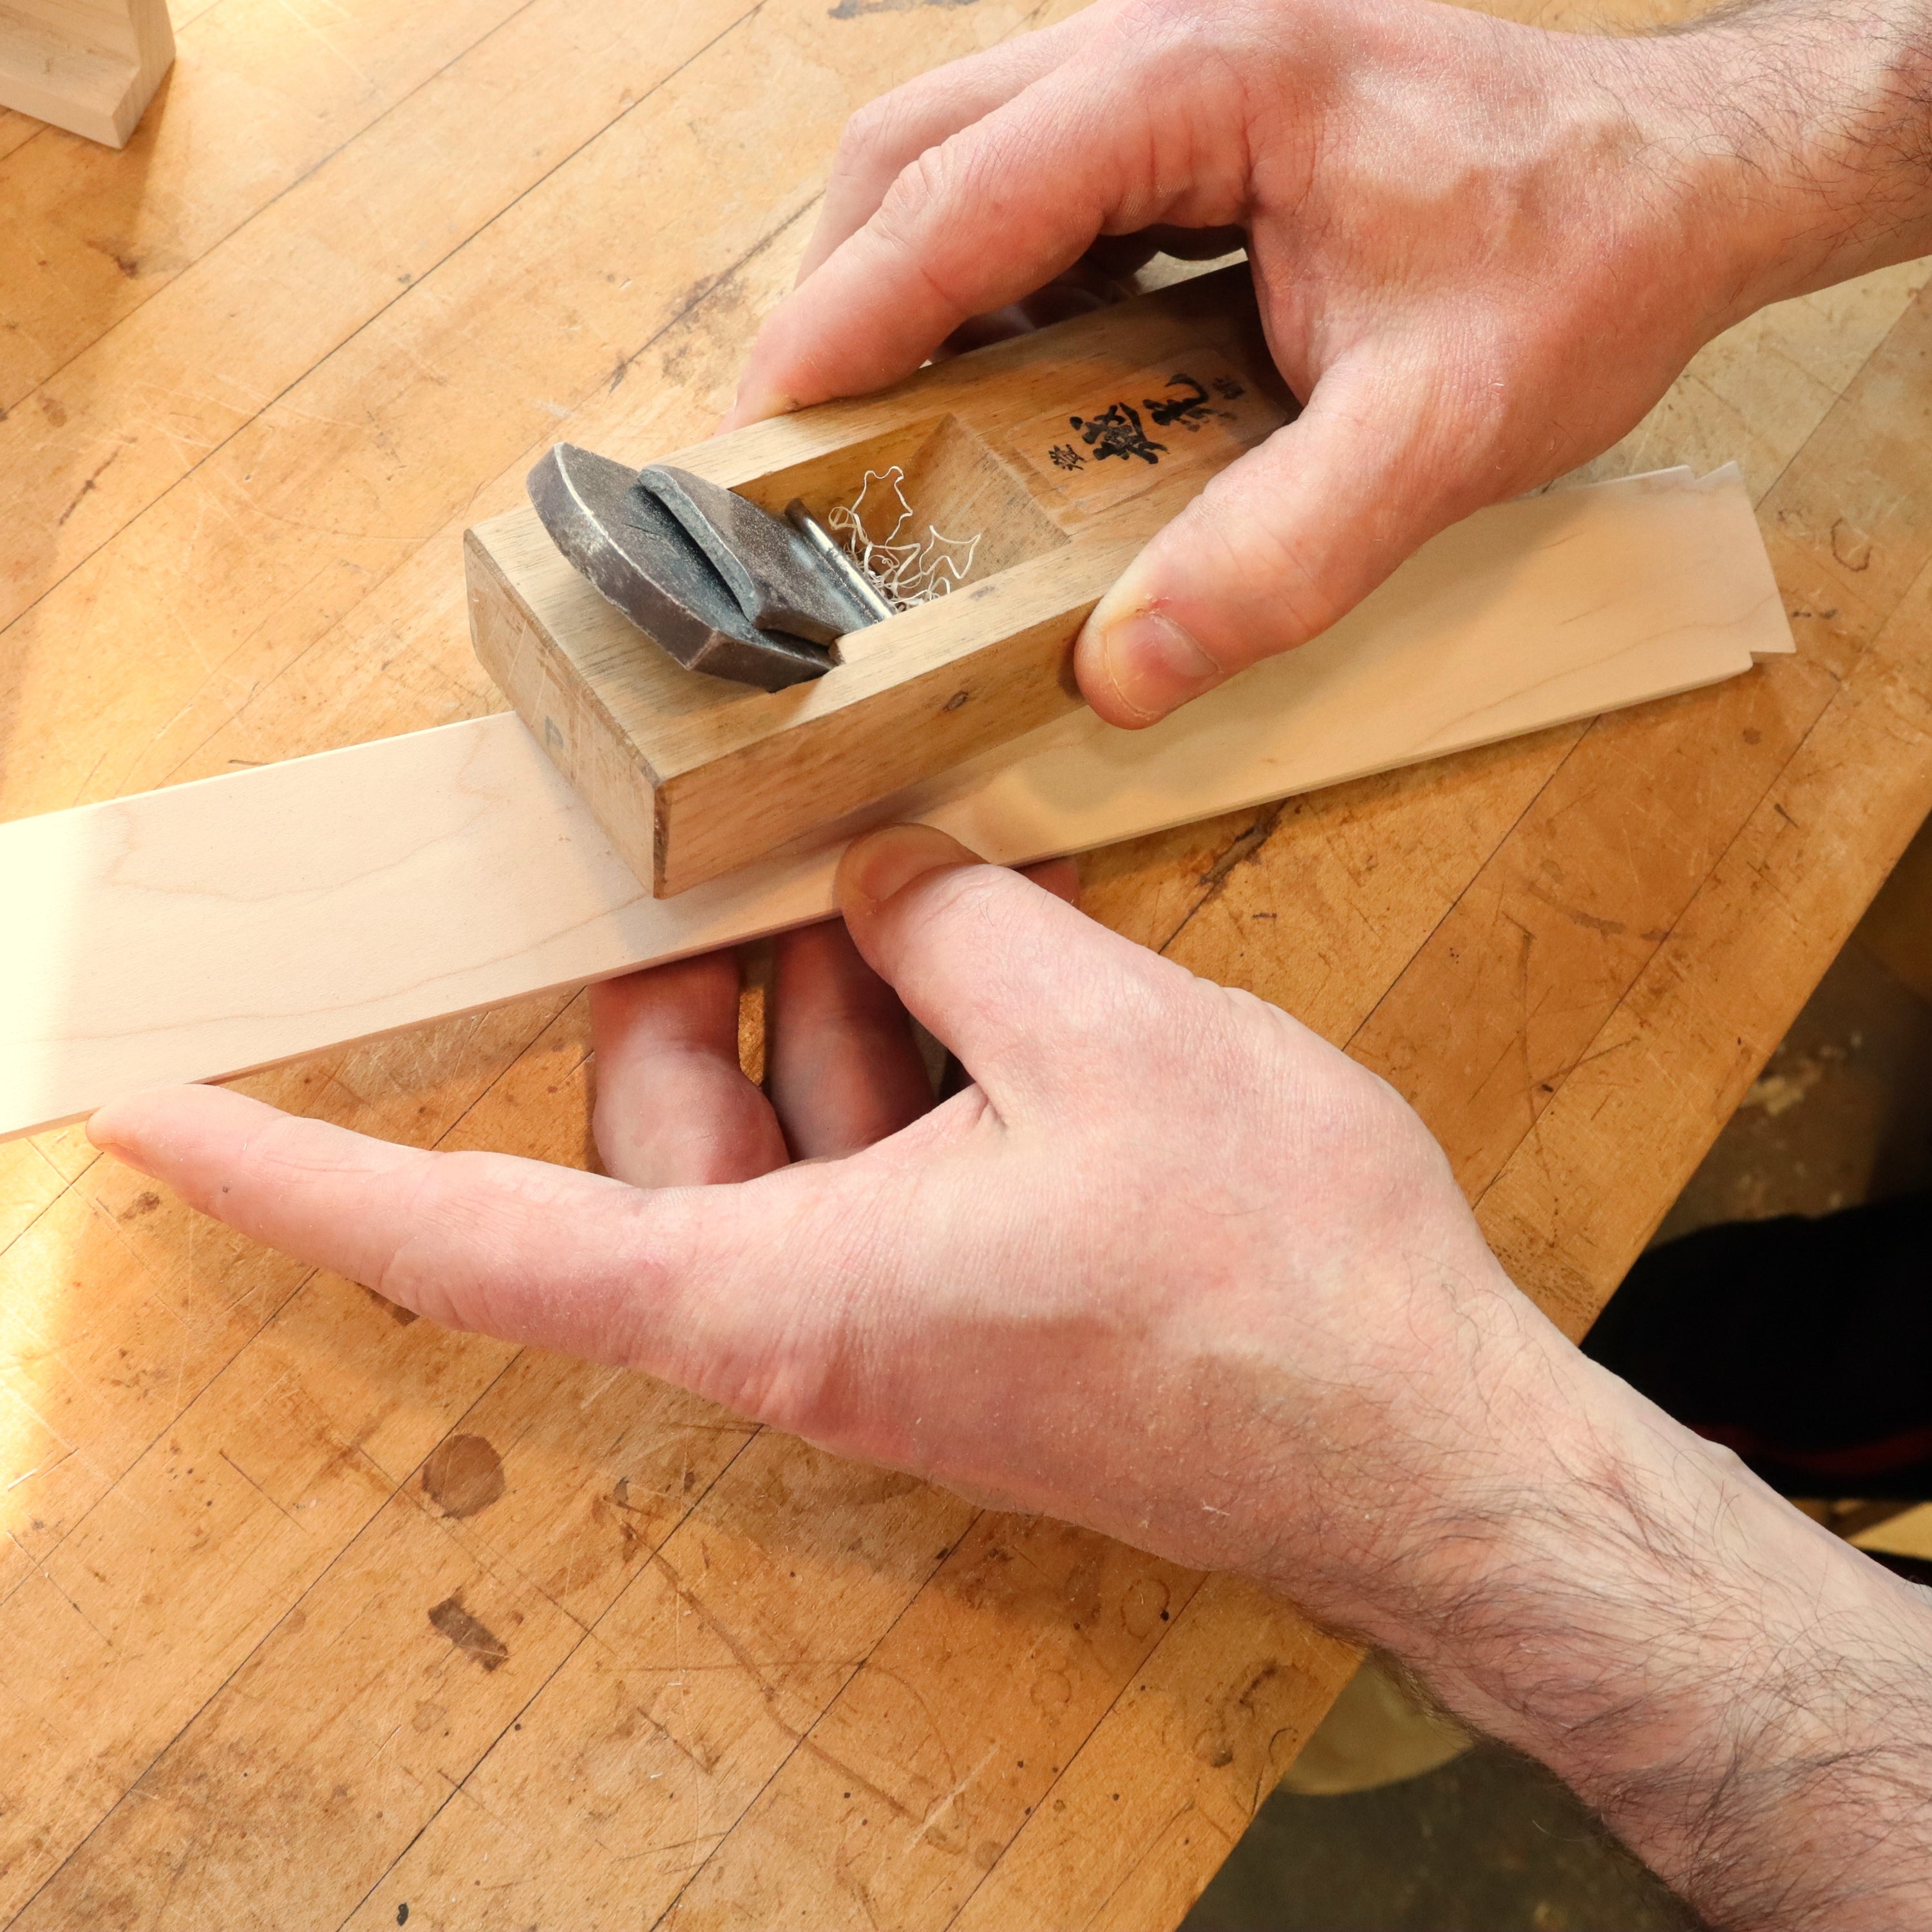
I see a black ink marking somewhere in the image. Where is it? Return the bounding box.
[1144,374,1226,431]
[1067,400,1165,466]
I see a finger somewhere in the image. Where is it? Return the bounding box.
[767,920,934,1160]
[927,855,1080,1100]
[835,824,1178,1112]
[588,952,788,1186]
[730,58,1197,424]
[937,259,1127,358]
[1074,350,1484,726]
[797,12,1101,287]
[86,1085,711,1363]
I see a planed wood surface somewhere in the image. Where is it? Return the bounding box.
[1,462,1790,1141]
[1,1,1929,1928]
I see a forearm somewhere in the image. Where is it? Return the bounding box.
[1647,0,1932,315]
[1294,1336,1932,1928]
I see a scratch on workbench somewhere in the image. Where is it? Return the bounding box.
[901,1743,1001,1858]
[5,1445,75,1491]
[220,1448,304,1526]
[8,1530,112,1646]
[55,448,124,527]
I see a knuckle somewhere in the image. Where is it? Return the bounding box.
[1102,0,1258,75]
[873,139,960,236]
[838,90,911,172]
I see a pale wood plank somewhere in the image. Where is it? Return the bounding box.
[2,466,1788,1141]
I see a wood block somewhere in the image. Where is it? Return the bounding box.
[0,0,172,146]
[466,267,1297,896]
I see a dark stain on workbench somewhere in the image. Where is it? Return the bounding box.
[428,1594,510,1672]
[422,1434,506,1517]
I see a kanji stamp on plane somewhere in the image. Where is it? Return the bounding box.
[1010,348,1291,519]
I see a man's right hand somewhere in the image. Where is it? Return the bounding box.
[728,0,1932,726]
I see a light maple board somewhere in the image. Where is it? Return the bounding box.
[2,464,1790,1141]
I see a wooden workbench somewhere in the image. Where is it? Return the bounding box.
[1,0,1929,1922]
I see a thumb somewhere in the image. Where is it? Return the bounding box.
[1074,354,1485,726]
[835,824,1182,1112]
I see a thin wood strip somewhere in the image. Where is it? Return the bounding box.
[1,465,1790,1142]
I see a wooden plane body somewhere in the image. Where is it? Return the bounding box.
[464,265,1292,896]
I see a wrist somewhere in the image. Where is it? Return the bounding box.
[1338,1348,1932,1922]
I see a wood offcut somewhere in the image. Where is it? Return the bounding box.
[0,0,173,145]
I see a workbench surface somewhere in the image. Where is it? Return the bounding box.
[3,0,1930,1924]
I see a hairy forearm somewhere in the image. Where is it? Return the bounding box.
[1327,1350,1932,1928]
[1651,0,1932,312]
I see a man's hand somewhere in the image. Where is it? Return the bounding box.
[89,826,1932,1927]
[91,827,1534,1590]
[728,0,1932,726]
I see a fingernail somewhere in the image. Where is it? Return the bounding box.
[720,379,796,433]
[1092,609,1220,725]
[86,1099,139,1156]
[836,823,979,910]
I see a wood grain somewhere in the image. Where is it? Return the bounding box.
[3,0,1929,1922]
[5,464,1788,1141]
